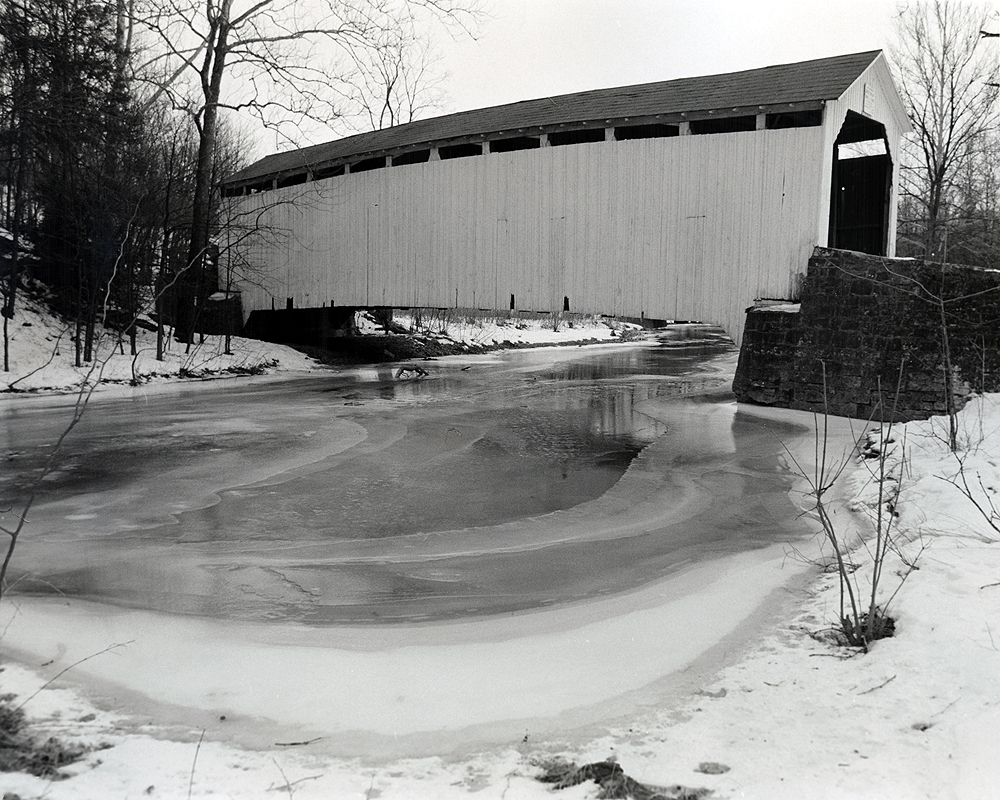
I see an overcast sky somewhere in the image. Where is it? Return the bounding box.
[251,0,916,155]
[434,0,903,114]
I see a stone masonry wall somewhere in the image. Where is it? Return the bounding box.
[733,247,1000,420]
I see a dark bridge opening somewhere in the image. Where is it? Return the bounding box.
[829,111,892,256]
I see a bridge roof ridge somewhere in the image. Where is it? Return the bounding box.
[227,49,882,186]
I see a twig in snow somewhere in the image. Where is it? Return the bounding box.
[859,674,897,694]
[0,598,21,639]
[274,737,324,747]
[271,758,294,799]
[809,652,857,660]
[188,729,205,800]
[5,572,68,599]
[15,641,133,711]
[269,759,323,797]
[932,698,960,718]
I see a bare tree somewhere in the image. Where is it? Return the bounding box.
[342,22,446,131]
[891,0,1000,260]
[0,0,144,368]
[939,129,1000,266]
[134,0,480,344]
[0,0,40,372]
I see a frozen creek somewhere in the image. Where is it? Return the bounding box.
[1,329,814,760]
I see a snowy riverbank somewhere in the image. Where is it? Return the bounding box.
[1,292,643,395]
[3,300,1000,798]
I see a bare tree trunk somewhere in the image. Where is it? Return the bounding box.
[937,290,959,451]
[75,267,84,367]
[156,137,178,363]
[179,0,232,346]
[155,269,165,360]
[3,127,28,372]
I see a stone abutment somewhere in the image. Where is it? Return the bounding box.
[733,247,1000,421]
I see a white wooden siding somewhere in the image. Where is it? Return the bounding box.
[230,125,830,344]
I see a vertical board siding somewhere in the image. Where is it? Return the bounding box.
[229,125,828,344]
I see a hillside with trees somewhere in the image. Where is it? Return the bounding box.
[0,0,479,372]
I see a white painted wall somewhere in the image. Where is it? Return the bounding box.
[228,124,827,345]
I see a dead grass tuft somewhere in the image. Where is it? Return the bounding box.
[535,757,711,800]
[0,692,86,780]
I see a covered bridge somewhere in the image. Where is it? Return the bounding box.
[221,50,910,345]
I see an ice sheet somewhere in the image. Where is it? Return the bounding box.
[1,541,801,759]
[2,337,825,761]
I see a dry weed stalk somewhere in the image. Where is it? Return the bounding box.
[786,363,919,651]
[939,396,1000,540]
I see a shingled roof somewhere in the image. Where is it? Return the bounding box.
[226,50,883,187]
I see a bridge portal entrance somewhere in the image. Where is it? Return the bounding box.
[829,111,892,256]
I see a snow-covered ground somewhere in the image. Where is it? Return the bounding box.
[3,297,1000,798]
[1,293,639,394]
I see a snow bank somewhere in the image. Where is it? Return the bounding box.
[356,308,643,348]
[1,293,320,393]
[578,397,1000,800]
[2,300,642,397]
